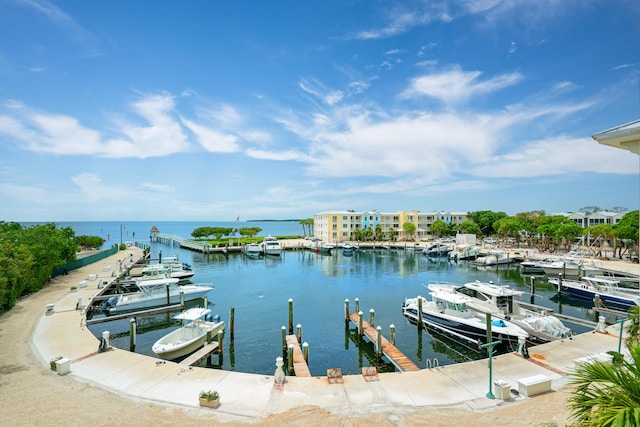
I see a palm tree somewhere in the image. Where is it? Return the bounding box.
[568,322,640,426]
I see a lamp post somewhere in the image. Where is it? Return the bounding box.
[478,312,502,399]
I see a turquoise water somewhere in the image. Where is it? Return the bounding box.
[47,221,599,376]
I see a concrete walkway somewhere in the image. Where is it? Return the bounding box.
[30,247,633,423]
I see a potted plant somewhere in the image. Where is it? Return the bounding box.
[199,390,220,408]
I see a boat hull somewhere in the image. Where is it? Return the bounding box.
[153,320,225,360]
[549,279,639,308]
[108,286,212,313]
[402,306,524,349]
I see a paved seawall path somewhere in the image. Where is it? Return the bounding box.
[1,246,636,426]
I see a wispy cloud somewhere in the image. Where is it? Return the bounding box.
[299,78,344,106]
[400,66,523,104]
[17,0,103,57]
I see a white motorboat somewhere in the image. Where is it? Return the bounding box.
[102,278,212,313]
[152,307,225,360]
[519,256,563,274]
[549,276,640,308]
[341,242,358,255]
[539,260,602,277]
[242,242,262,257]
[402,290,529,350]
[139,262,195,280]
[473,250,518,266]
[307,240,334,254]
[423,243,451,257]
[260,235,283,256]
[428,281,572,343]
[449,244,481,261]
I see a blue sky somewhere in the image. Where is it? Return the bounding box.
[0,0,638,222]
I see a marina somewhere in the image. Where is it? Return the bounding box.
[31,244,637,422]
[76,233,636,377]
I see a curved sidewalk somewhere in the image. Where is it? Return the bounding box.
[30,247,629,423]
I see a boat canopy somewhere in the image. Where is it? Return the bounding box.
[173,307,211,321]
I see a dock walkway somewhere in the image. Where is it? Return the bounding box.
[285,334,311,377]
[348,312,420,372]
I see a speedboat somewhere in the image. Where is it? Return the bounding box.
[473,250,517,266]
[260,235,283,256]
[102,278,212,313]
[139,262,195,280]
[307,240,333,254]
[423,243,451,257]
[243,242,262,257]
[539,260,602,277]
[549,276,640,308]
[152,307,225,360]
[341,243,357,255]
[402,290,529,349]
[448,244,481,261]
[428,280,572,343]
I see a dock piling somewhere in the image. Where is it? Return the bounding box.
[129,318,136,351]
[281,326,287,351]
[302,342,309,363]
[376,326,382,358]
[295,324,302,343]
[344,299,349,326]
[288,298,294,334]
[390,324,396,345]
[369,308,375,326]
[229,307,235,341]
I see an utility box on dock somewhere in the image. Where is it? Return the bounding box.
[494,380,511,400]
[56,358,71,375]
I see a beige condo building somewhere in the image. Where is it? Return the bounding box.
[313,210,469,244]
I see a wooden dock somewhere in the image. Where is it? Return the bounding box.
[285,334,312,377]
[348,312,420,372]
[179,342,221,366]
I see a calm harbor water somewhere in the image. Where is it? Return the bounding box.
[49,221,602,376]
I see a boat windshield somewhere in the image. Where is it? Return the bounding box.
[447,301,467,311]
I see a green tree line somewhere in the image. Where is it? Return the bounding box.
[0,222,84,312]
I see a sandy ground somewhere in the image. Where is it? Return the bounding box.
[0,252,581,427]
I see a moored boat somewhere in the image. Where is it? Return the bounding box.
[152,307,225,360]
[423,243,451,257]
[428,280,572,343]
[449,244,481,261]
[549,276,640,308]
[402,290,529,350]
[139,262,195,280]
[102,278,212,313]
[242,242,262,257]
[260,235,283,256]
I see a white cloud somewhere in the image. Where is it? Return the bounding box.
[469,137,640,178]
[181,117,239,153]
[401,66,523,104]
